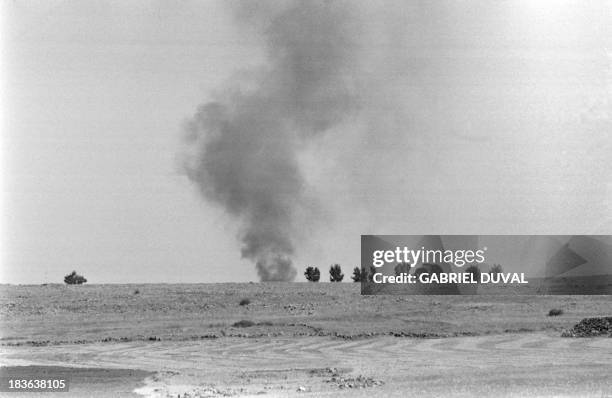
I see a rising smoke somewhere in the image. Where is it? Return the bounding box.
[182,1,360,281]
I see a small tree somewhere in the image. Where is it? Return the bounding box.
[355,266,375,282]
[490,264,503,275]
[64,270,87,285]
[329,264,344,282]
[304,266,320,282]
[366,265,376,282]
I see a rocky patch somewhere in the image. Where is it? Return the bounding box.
[562,317,612,337]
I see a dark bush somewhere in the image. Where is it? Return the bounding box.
[329,264,344,282]
[367,265,376,282]
[548,308,564,316]
[239,298,251,306]
[351,267,363,282]
[304,266,321,282]
[351,266,377,282]
[233,320,255,328]
[64,271,87,285]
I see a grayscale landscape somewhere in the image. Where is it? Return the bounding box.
[2,0,611,396]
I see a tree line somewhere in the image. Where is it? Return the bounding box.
[61,263,505,284]
[304,263,504,282]
[304,265,374,282]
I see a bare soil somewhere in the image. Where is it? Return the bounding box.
[1,283,611,397]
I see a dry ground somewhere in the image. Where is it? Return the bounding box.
[1,283,611,397]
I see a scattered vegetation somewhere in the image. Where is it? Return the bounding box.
[232,320,273,328]
[329,264,344,282]
[352,266,377,282]
[489,264,504,275]
[304,267,321,282]
[548,308,563,316]
[239,298,251,306]
[232,320,255,328]
[64,271,87,285]
[134,289,140,295]
[367,266,376,282]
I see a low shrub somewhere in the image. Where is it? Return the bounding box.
[329,264,344,282]
[548,308,563,316]
[64,271,87,285]
[233,320,255,328]
[304,267,320,282]
[239,298,251,306]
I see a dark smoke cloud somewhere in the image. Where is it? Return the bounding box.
[182,0,360,281]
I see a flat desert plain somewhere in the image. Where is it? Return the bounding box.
[1,283,611,397]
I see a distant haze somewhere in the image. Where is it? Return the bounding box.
[2,0,611,284]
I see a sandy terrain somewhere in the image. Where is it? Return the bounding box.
[1,283,611,397]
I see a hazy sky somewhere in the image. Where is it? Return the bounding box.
[1,0,611,284]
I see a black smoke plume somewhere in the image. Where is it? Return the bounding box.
[182,1,359,281]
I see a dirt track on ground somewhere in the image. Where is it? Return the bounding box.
[1,333,611,397]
